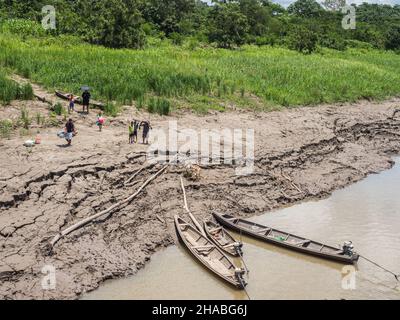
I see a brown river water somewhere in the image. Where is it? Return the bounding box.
[84,158,400,300]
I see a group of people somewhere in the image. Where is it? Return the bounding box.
[129,120,152,145]
[64,118,152,146]
[63,89,152,146]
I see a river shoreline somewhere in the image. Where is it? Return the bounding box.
[1,92,400,299]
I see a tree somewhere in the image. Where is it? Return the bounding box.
[321,0,345,11]
[0,0,44,19]
[139,0,196,35]
[1,0,400,52]
[350,23,385,49]
[386,25,400,50]
[287,0,323,18]
[208,2,249,48]
[76,0,146,49]
[238,0,270,36]
[260,0,286,16]
[287,26,318,54]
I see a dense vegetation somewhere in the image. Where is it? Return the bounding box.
[0,0,399,115]
[0,0,399,52]
[1,33,399,113]
[0,71,33,104]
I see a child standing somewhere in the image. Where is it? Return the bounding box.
[129,121,134,144]
[96,112,105,132]
[133,120,139,143]
[68,94,75,113]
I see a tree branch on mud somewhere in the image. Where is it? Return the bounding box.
[48,164,169,251]
[280,169,304,194]
[180,177,206,236]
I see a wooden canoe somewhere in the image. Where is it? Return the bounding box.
[203,220,243,257]
[55,91,105,109]
[174,216,247,289]
[213,212,359,264]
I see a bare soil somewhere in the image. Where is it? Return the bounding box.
[1,81,400,299]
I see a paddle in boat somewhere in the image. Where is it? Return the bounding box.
[213,212,359,264]
[174,216,247,289]
[203,219,243,257]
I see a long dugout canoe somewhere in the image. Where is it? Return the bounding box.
[213,212,359,264]
[175,216,247,289]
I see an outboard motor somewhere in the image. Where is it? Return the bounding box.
[234,242,244,256]
[234,268,247,289]
[342,241,354,256]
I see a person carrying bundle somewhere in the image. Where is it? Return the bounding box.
[140,120,152,145]
[65,119,76,146]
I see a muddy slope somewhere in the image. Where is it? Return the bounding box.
[1,93,400,299]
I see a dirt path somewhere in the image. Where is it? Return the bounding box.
[1,80,400,299]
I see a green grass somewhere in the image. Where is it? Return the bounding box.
[0,72,19,104]
[148,97,171,115]
[18,83,34,100]
[0,119,13,139]
[1,34,400,112]
[19,106,31,129]
[53,102,64,116]
[103,102,120,117]
[0,71,34,104]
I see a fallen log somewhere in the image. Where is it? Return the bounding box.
[125,179,145,188]
[49,164,169,248]
[34,93,53,106]
[125,167,145,185]
[156,215,165,224]
[55,91,105,109]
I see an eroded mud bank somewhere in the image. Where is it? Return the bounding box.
[1,95,399,299]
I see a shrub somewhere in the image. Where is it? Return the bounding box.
[19,66,31,78]
[0,19,45,37]
[19,107,31,129]
[345,39,374,50]
[319,35,346,51]
[254,36,277,46]
[185,38,201,50]
[47,112,59,127]
[53,102,64,116]
[0,74,18,104]
[136,96,145,110]
[19,128,30,136]
[35,112,45,126]
[385,26,400,51]
[170,32,184,46]
[103,103,120,117]
[147,97,171,115]
[17,83,34,100]
[0,119,13,139]
[0,78,34,103]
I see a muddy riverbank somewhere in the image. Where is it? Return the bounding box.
[84,157,400,300]
[1,90,400,299]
